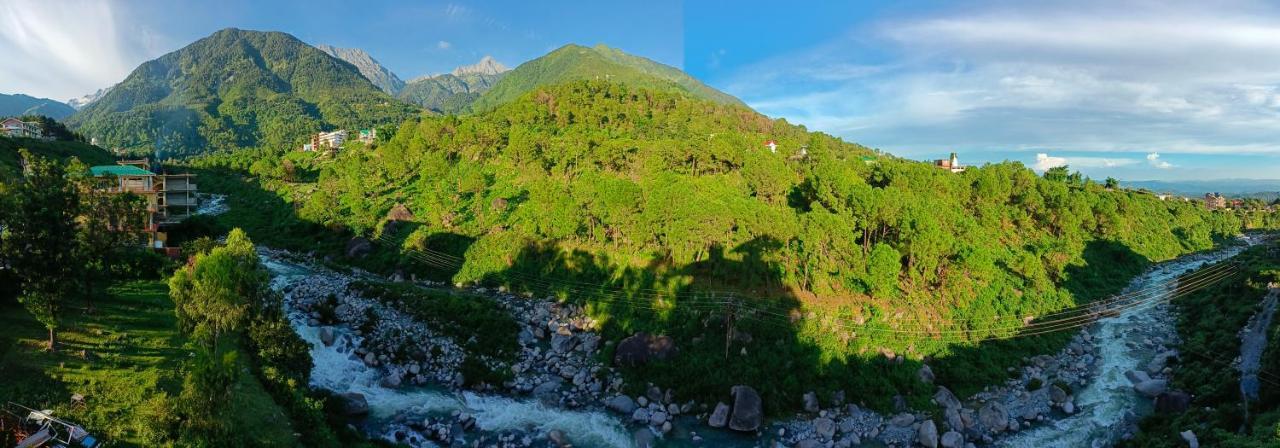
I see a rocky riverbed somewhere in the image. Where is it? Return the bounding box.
[261,238,1249,448]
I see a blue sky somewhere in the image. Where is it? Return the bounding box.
[3,0,1279,181]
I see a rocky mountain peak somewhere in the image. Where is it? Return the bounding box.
[451,56,508,77]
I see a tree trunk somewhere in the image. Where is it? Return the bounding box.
[47,327,56,351]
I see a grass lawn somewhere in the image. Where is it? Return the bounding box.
[0,281,301,447]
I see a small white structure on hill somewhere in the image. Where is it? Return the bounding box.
[764,140,777,153]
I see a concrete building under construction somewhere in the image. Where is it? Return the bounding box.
[88,159,197,250]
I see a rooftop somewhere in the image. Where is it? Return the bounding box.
[90,165,155,177]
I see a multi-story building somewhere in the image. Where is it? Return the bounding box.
[358,128,377,144]
[1204,192,1227,210]
[934,152,965,173]
[0,118,42,138]
[89,159,197,249]
[302,130,348,152]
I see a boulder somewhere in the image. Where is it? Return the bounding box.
[548,429,569,447]
[1125,370,1152,385]
[335,303,351,317]
[633,428,656,448]
[605,395,637,414]
[803,391,820,413]
[632,408,651,423]
[918,364,936,384]
[814,417,835,439]
[551,334,578,353]
[1049,385,1069,404]
[340,392,369,416]
[890,413,915,427]
[614,333,678,367]
[1180,430,1199,448]
[979,402,1009,432]
[1134,380,1168,398]
[919,420,939,448]
[944,407,963,431]
[728,385,763,432]
[940,431,964,448]
[319,327,335,346]
[648,410,668,427]
[934,386,961,410]
[380,373,402,389]
[345,237,373,259]
[533,379,562,396]
[708,402,731,428]
[1155,391,1192,413]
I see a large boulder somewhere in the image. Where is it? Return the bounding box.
[813,417,835,439]
[1180,430,1199,448]
[345,237,374,259]
[551,333,578,353]
[918,364,936,384]
[605,395,637,414]
[979,402,1009,432]
[940,431,964,448]
[319,327,336,346]
[1134,380,1168,398]
[1125,370,1152,385]
[934,386,961,410]
[803,391,820,413]
[728,385,762,432]
[1155,391,1192,413]
[708,402,731,428]
[614,333,677,367]
[340,392,370,416]
[918,420,939,448]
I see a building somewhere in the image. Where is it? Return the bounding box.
[358,128,377,144]
[1204,192,1227,210]
[89,159,198,249]
[302,129,348,152]
[764,140,777,153]
[0,118,42,139]
[934,152,965,173]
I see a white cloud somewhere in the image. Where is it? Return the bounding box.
[1034,153,1139,172]
[437,40,452,50]
[1147,152,1174,169]
[0,0,170,100]
[720,0,1280,173]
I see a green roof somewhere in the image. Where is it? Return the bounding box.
[90,165,154,176]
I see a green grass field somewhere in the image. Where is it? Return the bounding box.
[0,281,300,447]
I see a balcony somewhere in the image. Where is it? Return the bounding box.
[165,183,197,191]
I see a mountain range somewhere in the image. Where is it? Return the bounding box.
[315,44,406,95]
[1122,179,1280,197]
[65,28,417,157]
[0,93,76,119]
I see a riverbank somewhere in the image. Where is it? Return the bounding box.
[259,238,1256,448]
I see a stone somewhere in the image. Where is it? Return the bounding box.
[934,386,961,410]
[814,417,835,439]
[708,402,731,428]
[363,352,377,366]
[918,364,936,384]
[648,410,668,426]
[551,333,578,353]
[548,429,569,447]
[919,420,939,448]
[339,392,369,416]
[979,402,1009,432]
[941,431,965,448]
[633,428,656,448]
[728,385,763,432]
[605,395,637,414]
[1155,391,1192,413]
[533,379,562,396]
[803,391,820,413]
[614,333,678,367]
[380,373,402,389]
[334,303,351,317]
[1134,379,1168,398]
[632,408,651,423]
[890,413,915,427]
[1180,430,1199,448]
[319,327,335,346]
[345,237,373,259]
[1049,385,1068,404]
[646,386,663,404]
[796,439,821,448]
[1062,401,1075,414]
[944,407,963,431]
[1125,370,1152,385]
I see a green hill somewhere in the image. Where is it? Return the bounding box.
[0,93,75,119]
[66,28,419,158]
[468,44,745,112]
[193,79,1263,412]
[0,137,114,182]
[397,72,504,114]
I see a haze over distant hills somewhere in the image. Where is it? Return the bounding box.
[0,93,76,119]
[1122,179,1280,196]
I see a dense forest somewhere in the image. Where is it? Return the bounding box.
[189,79,1265,410]
[66,28,420,158]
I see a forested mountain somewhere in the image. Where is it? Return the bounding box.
[66,28,419,158]
[468,44,745,112]
[315,44,406,94]
[0,138,112,182]
[0,93,76,119]
[397,71,505,114]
